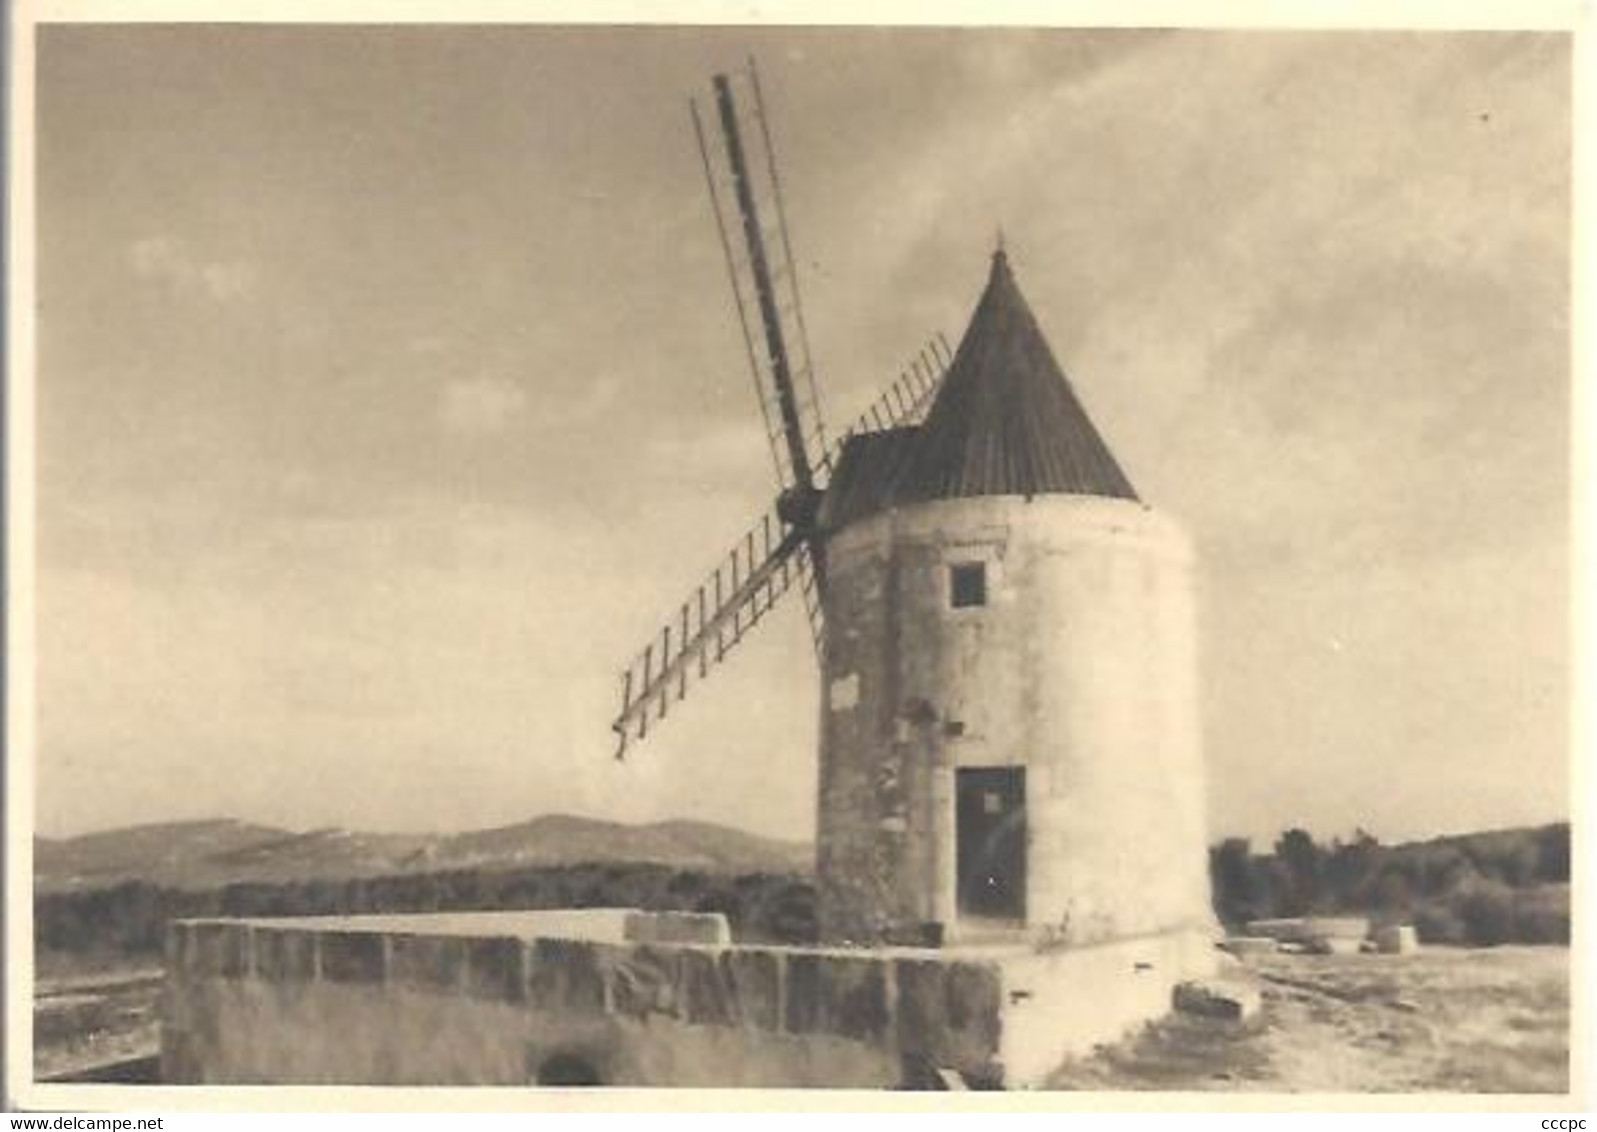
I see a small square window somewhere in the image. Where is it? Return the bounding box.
[950,562,987,608]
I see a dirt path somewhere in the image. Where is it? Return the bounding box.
[1047,945,1569,1093]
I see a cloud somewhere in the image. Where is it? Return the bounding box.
[438,374,529,435]
[127,235,257,302]
[35,498,685,835]
[198,261,255,302]
[433,360,619,438]
[48,30,1568,844]
[564,373,620,426]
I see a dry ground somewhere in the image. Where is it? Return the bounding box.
[1048,945,1570,1093]
[34,957,163,1082]
[34,944,1570,1090]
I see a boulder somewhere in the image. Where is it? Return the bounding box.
[1373,924,1420,955]
[1173,977,1261,1022]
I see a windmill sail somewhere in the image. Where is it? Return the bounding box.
[612,507,807,757]
[786,334,952,656]
[692,62,830,497]
[609,61,959,759]
[830,335,953,448]
[610,337,953,757]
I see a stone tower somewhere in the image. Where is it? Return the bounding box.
[814,249,1213,948]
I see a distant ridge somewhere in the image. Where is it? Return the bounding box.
[34,815,812,894]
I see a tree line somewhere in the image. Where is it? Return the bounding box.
[36,822,1570,959]
[1209,822,1569,946]
[35,863,820,958]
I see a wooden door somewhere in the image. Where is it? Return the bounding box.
[955,766,1026,922]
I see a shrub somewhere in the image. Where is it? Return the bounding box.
[1412,900,1466,945]
[1457,879,1517,946]
[1512,884,1571,944]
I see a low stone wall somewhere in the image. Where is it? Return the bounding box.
[163,914,1215,1087]
[161,915,1008,1087]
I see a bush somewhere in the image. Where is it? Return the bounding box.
[1512,884,1571,944]
[1206,822,1570,947]
[37,864,813,958]
[1412,900,1466,945]
[1458,879,1518,946]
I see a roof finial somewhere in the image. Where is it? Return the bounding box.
[995,225,1007,258]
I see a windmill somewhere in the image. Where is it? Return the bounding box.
[610,60,952,757]
[609,60,1211,954]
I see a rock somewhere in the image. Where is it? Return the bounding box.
[1304,916,1371,939]
[1245,917,1308,941]
[622,911,731,947]
[1218,936,1279,957]
[1173,978,1261,1022]
[1247,916,1369,952]
[1373,925,1420,955]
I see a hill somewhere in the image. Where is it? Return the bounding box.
[35,814,811,895]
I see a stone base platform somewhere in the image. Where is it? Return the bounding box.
[161,910,1217,1089]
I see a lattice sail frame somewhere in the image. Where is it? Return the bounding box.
[611,60,957,758]
[611,337,952,757]
[691,62,831,496]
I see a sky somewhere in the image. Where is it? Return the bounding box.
[32,25,1572,845]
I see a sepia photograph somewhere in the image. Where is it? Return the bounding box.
[6,6,1585,1108]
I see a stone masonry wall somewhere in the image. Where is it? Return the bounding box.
[818,494,1214,947]
[161,918,1006,1087]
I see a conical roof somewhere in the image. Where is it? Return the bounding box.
[895,249,1137,504]
[818,250,1137,532]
